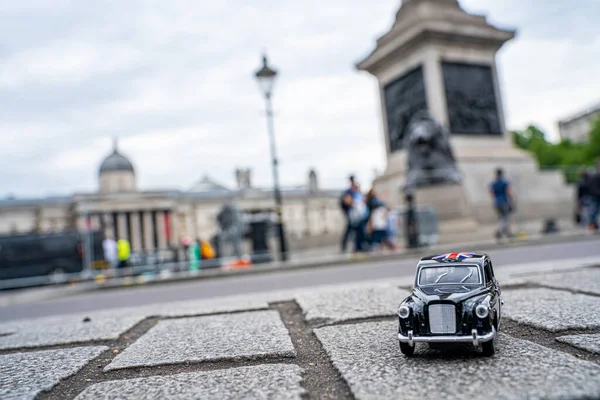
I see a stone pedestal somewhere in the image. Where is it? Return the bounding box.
[357,0,574,226]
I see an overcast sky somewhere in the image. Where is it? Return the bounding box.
[0,0,598,197]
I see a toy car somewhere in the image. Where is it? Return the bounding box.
[397,252,502,357]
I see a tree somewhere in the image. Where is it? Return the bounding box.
[586,115,600,162]
[511,120,599,184]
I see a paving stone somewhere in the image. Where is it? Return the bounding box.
[556,333,600,355]
[502,288,600,332]
[314,321,600,400]
[0,310,147,350]
[0,346,107,400]
[147,295,271,318]
[526,267,600,295]
[76,364,305,400]
[295,283,410,324]
[105,310,295,371]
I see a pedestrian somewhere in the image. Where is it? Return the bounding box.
[102,236,118,270]
[489,168,514,239]
[116,238,131,275]
[189,238,202,271]
[587,158,600,232]
[384,206,398,251]
[575,168,593,229]
[340,176,359,252]
[404,192,420,249]
[347,184,369,253]
[365,188,389,252]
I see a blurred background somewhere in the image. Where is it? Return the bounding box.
[0,0,598,291]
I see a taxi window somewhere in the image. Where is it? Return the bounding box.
[483,261,493,283]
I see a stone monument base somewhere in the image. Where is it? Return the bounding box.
[411,183,480,235]
[374,140,575,226]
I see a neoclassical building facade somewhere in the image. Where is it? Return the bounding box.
[0,141,346,252]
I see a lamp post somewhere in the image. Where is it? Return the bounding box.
[255,54,288,262]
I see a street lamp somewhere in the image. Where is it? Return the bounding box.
[255,54,288,262]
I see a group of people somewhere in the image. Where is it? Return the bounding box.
[576,158,600,232]
[102,237,131,271]
[339,176,398,253]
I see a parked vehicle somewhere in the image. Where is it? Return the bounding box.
[397,252,502,357]
[0,230,107,286]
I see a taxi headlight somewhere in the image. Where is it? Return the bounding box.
[475,304,489,319]
[398,305,410,319]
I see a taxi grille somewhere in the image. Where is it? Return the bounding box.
[428,304,456,334]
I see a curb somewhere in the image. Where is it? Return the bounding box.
[89,231,598,292]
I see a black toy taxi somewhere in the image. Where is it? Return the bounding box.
[397,252,502,357]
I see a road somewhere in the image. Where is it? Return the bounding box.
[1,238,598,322]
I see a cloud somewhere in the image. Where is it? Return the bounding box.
[0,40,143,88]
[0,0,596,198]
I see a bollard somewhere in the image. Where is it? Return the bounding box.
[404,193,420,249]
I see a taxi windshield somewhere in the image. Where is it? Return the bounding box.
[418,265,481,286]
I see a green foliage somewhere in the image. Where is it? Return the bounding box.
[511,117,600,184]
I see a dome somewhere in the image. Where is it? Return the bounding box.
[99,139,135,175]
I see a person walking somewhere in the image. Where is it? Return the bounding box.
[189,238,202,271]
[576,168,593,229]
[365,188,389,252]
[340,176,359,252]
[346,183,369,253]
[587,158,600,232]
[102,236,117,270]
[489,168,514,239]
[384,206,398,251]
[116,238,131,276]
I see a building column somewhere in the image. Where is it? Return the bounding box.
[143,211,154,251]
[138,211,146,251]
[89,214,100,231]
[125,212,133,244]
[169,211,179,247]
[111,212,118,241]
[186,210,196,241]
[130,212,142,252]
[156,210,167,250]
[151,211,159,250]
[117,213,127,241]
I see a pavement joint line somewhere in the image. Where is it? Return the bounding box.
[35,317,160,399]
[157,306,272,321]
[269,300,355,400]
[100,357,296,377]
[501,319,600,364]
[508,264,600,278]
[503,283,600,298]
[0,340,114,356]
[309,315,396,330]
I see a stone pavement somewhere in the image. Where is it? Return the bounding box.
[2,256,600,399]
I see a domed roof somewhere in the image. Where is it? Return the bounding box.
[99,138,135,175]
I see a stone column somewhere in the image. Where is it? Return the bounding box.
[130,212,142,251]
[89,214,100,231]
[156,210,167,249]
[138,211,146,251]
[117,213,127,241]
[186,209,196,241]
[111,212,118,241]
[143,211,154,251]
[168,211,178,247]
